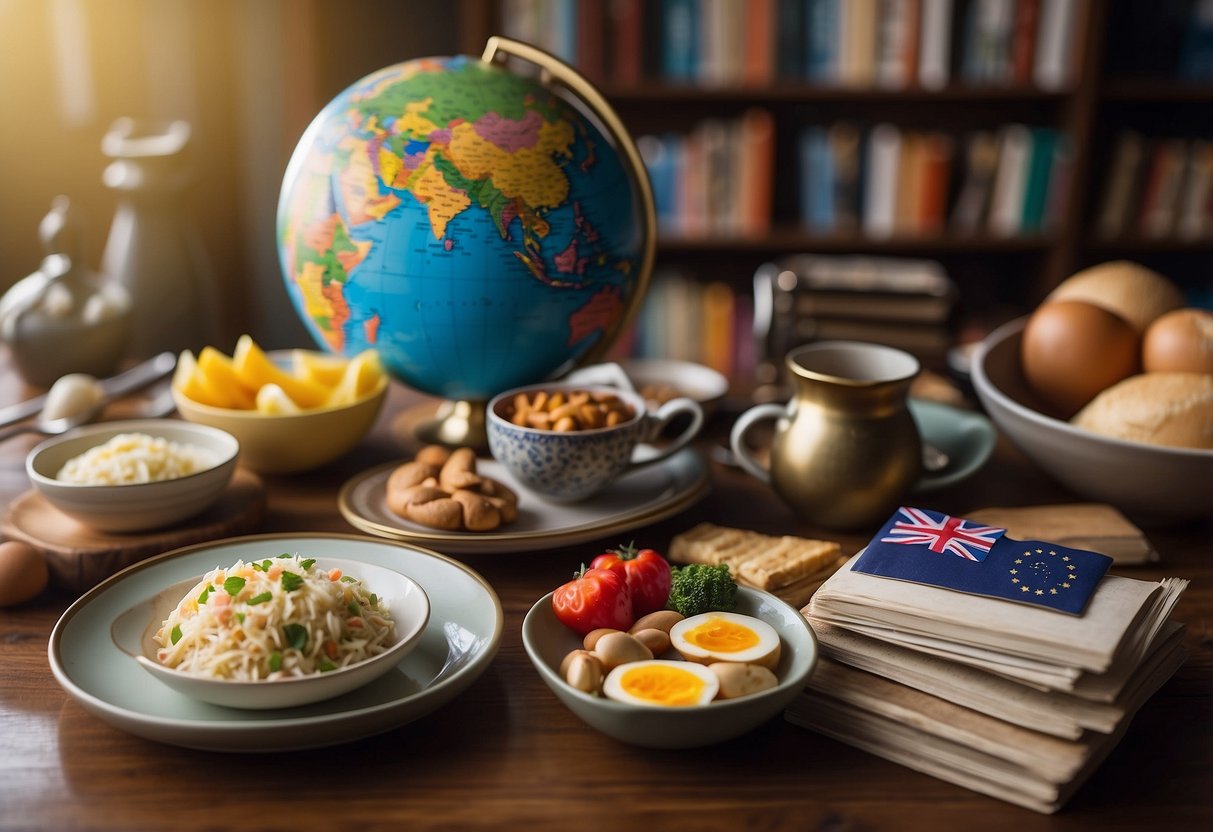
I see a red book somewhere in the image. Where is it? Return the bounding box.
[1011,0,1040,86]
[577,0,607,84]
[918,132,954,234]
[609,0,643,85]
[743,0,776,87]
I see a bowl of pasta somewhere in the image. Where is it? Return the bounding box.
[110,554,429,709]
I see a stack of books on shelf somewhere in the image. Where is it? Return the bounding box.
[797,122,1069,239]
[638,109,775,238]
[753,255,958,370]
[786,507,1189,814]
[609,270,755,379]
[1097,132,1213,241]
[503,0,1083,91]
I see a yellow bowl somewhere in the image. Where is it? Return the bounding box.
[172,365,388,475]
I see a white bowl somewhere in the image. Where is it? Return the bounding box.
[109,557,430,709]
[26,419,240,532]
[522,586,818,748]
[972,317,1213,524]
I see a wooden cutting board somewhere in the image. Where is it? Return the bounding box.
[1,468,267,594]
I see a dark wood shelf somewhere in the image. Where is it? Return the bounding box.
[1083,235,1213,253]
[1101,79,1213,103]
[657,230,1058,254]
[598,83,1072,105]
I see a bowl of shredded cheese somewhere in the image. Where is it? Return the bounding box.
[26,418,239,532]
[110,554,429,709]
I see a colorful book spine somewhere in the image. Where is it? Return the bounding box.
[800,126,836,231]
[661,0,700,81]
[805,0,841,82]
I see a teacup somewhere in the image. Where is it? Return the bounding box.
[487,383,704,502]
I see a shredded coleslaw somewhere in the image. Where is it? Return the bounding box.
[155,555,395,680]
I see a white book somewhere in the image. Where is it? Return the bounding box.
[918,0,953,89]
[1034,0,1080,90]
[987,124,1031,236]
[863,123,901,238]
[698,0,729,87]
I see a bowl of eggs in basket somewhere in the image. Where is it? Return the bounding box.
[171,336,388,474]
[972,261,1213,523]
[522,583,818,749]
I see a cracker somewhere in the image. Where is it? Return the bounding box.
[669,523,752,565]
[737,537,842,590]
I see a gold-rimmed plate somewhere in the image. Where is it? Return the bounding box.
[338,448,711,554]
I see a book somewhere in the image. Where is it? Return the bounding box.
[987,123,1031,236]
[830,122,863,230]
[1033,0,1079,90]
[1020,127,1059,232]
[951,130,1000,232]
[776,0,807,79]
[894,131,924,233]
[607,0,644,84]
[917,132,954,233]
[743,0,777,86]
[1139,139,1188,238]
[917,0,953,88]
[1009,0,1039,85]
[735,108,775,235]
[804,0,841,82]
[839,0,878,86]
[698,0,730,86]
[781,254,958,324]
[863,123,901,238]
[660,0,699,81]
[575,0,606,83]
[1095,131,1145,239]
[875,0,914,88]
[1177,139,1213,240]
[799,126,836,231]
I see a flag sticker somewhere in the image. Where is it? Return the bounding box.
[854,507,1113,615]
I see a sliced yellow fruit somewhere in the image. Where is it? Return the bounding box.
[255,383,303,415]
[291,350,349,388]
[173,349,243,409]
[232,334,329,408]
[326,350,385,406]
[197,346,257,409]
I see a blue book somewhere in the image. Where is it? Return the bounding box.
[799,127,836,231]
[661,0,700,82]
[804,0,839,82]
[853,507,1112,616]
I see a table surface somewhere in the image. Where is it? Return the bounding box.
[1,372,1209,832]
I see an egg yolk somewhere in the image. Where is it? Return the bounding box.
[619,664,708,706]
[681,617,760,655]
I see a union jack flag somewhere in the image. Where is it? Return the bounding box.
[880,507,1005,562]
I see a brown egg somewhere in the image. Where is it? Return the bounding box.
[0,541,49,607]
[1021,300,1140,418]
[1143,308,1213,374]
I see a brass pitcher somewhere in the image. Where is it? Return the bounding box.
[731,341,929,530]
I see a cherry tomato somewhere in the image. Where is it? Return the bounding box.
[590,543,672,617]
[551,565,632,636]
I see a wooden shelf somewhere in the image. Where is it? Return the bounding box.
[1101,79,1213,103]
[657,230,1057,255]
[1083,235,1213,254]
[598,83,1072,105]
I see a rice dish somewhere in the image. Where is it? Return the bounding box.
[56,432,217,485]
[155,555,396,680]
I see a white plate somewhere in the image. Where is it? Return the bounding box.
[339,448,711,554]
[49,534,502,752]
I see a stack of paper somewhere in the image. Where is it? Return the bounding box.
[784,509,1188,814]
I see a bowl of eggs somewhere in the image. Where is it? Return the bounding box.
[171,336,389,474]
[972,261,1213,524]
[26,418,240,532]
[521,587,818,749]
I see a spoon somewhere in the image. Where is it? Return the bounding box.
[0,374,107,443]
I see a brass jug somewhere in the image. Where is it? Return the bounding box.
[731,341,927,530]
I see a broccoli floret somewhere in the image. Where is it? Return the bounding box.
[666,563,737,617]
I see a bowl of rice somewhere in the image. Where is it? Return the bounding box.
[26,418,239,533]
[109,554,429,709]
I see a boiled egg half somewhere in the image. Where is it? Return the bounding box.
[670,611,782,670]
[601,659,720,707]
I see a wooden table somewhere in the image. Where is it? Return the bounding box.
[1,378,1210,831]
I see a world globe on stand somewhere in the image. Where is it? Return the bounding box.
[276,41,653,434]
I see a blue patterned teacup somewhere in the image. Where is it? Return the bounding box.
[487,383,704,503]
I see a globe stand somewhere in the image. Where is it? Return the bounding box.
[413,399,489,451]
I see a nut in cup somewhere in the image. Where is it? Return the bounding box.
[486,383,704,502]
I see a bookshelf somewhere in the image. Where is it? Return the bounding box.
[459,0,1213,379]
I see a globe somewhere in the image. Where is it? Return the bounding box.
[276,46,652,406]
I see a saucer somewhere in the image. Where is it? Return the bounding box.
[908,398,997,493]
[338,448,711,554]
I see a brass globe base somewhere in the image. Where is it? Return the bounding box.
[413,399,488,451]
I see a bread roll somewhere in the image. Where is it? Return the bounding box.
[1046,261,1184,333]
[1071,372,1213,449]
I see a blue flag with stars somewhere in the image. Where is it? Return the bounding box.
[852,507,1113,615]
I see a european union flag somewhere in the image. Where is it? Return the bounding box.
[852,507,1113,615]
